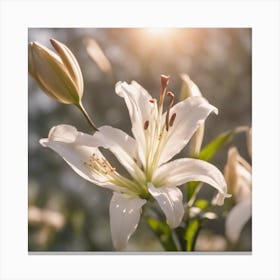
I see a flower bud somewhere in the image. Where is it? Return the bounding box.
[246,127,252,159]
[28,39,84,105]
[180,74,205,157]
[180,74,204,98]
[224,147,251,202]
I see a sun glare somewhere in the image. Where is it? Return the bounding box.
[140,28,179,40]
[133,28,183,54]
[143,28,172,37]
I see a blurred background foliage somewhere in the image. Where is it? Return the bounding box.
[28,28,251,252]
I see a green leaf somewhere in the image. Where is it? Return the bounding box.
[199,130,235,162]
[186,127,246,203]
[185,219,201,251]
[146,217,177,251]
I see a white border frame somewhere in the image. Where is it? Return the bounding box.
[1,1,279,279]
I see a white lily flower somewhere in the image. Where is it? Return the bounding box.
[40,76,230,250]
[224,147,252,243]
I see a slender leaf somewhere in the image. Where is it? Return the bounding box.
[186,128,245,202]
[199,130,235,162]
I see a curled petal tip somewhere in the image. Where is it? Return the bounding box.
[39,138,48,147]
[212,192,231,206]
[213,107,218,115]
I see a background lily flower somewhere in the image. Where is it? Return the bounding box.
[40,77,230,250]
[224,146,252,243]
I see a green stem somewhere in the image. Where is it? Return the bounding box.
[76,102,98,132]
[190,223,201,251]
[187,183,202,207]
[185,219,201,251]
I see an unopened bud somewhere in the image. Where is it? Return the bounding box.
[224,147,251,202]
[246,128,252,159]
[180,73,202,99]
[189,124,205,157]
[180,74,205,157]
[28,39,83,105]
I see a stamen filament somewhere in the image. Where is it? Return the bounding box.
[84,153,146,195]
[110,173,144,195]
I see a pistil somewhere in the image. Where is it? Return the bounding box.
[159,75,170,110]
[145,76,176,178]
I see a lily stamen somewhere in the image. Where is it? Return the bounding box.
[85,153,116,175]
[84,153,145,195]
[144,120,149,130]
[169,113,176,127]
[165,91,174,131]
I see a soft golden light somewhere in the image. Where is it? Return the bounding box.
[142,28,173,37]
[133,28,184,55]
[139,28,180,42]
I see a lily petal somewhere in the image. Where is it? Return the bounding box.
[115,81,155,167]
[159,96,218,166]
[109,192,146,250]
[225,199,252,243]
[39,124,122,192]
[154,158,230,205]
[148,183,184,228]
